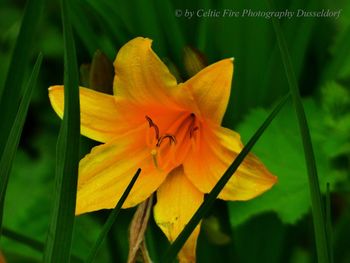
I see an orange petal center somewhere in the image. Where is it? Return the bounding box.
[145,112,200,171]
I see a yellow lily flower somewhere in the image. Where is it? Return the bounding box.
[49,37,276,263]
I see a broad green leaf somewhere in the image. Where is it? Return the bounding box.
[228,99,345,226]
[322,1,350,83]
[320,82,350,157]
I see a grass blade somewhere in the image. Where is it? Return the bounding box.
[69,0,101,56]
[195,0,210,51]
[2,227,43,253]
[266,1,331,262]
[70,0,114,58]
[43,0,80,262]
[85,0,131,48]
[325,183,334,263]
[85,168,141,263]
[0,53,43,233]
[2,227,84,262]
[154,0,185,68]
[162,93,290,262]
[0,0,44,156]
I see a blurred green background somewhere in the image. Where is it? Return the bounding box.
[0,0,349,262]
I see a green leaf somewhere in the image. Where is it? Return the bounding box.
[320,82,350,157]
[85,168,141,263]
[43,0,80,262]
[162,94,290,263]
[0,0,44,156]
[0,53,43,232]
[321,1,350,84]
[228,99,345,226]
[322,26,350,82]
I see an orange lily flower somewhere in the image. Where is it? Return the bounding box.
[49,37,276,262]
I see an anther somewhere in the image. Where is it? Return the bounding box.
[156,134,177,147]
[145,115,160,140]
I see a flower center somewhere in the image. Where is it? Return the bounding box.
[145,113,199,170]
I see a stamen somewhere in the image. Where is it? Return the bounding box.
[156,134,177,147]
[145,115,160,140]
[190,126,199,138]
[151,149,159,168]
[188,113,199,138]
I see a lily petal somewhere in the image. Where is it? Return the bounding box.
[49,85,134,143]
[76,128,167,215]
[184,124,277,200]
[154,167,203,263]
[184,58,234,124]
[114,37,188,109]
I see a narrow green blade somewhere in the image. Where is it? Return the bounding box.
[154,0,185,68]
[43,0,80,262]
[0,53,43,233]
[0,0,44,156]
[85,0,130,48]
[2,227,84,262]
[70,0,114,57]
[162,94,290,262]
[325,183,334,263]
[2,227,43,253]
[85,168,141,263]
[266,1,331,262]
[195,0,210,51]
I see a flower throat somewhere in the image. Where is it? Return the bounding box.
[145,113,199,169]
